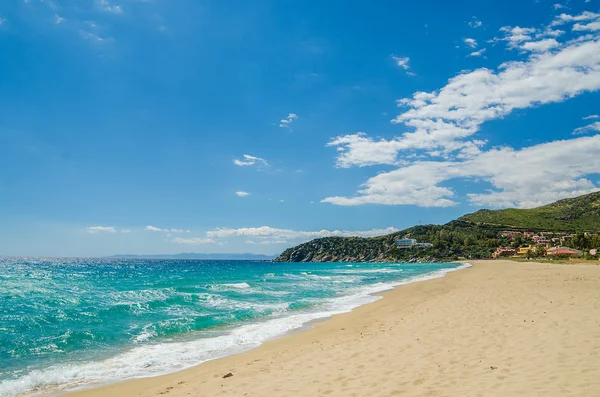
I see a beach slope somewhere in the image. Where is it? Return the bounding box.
[70,260,600,397]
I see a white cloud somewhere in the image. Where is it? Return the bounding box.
[0,18,6,26]
[233,154,268,167]
[324,11,600,209]
[205,226,400,243]
[468,17,482,28]
[392,56,411,70]
[86,226,117,234]
[551,11,600,26]
[235,191,250,197]
[553,3,567,9]
[145,225,190,233]
[536,28,565,38]
[245,239,287,245]
[55,14,65,24]
[279,113,298,128]
[520,38,560,52]
[121,229,131,233]
[392,56,415,75]
[328,36,600,168]
[172,237,217,245]
[583,114,599,120]
[573,121,600,135]
[468,48,486,57]
[498,26,537,47]
[463,38,478,48]
[573,21,600,31]
[327,132,407,168]
[331,33,600,174]
[97,0,122,14]
[323,135,600,208]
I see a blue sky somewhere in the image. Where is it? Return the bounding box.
[1,0,600,257]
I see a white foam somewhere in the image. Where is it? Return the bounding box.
[0,263,471,397]
[332,268,403,274]
[218,282,251,289]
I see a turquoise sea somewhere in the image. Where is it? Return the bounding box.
[0,258,469,397]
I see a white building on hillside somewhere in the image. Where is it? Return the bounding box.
[397,238,433,248]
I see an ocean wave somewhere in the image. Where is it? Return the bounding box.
[0,262,471,397]
[332,268,403,274]
[220,282,251,289]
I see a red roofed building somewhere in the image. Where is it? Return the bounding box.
[546,247,582,257]
[492,247,516,259]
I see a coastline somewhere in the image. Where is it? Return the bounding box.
[5,261,466,397]
[63,260,600,397]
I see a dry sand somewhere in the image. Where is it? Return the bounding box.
[69,260,600,397]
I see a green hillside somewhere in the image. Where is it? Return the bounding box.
[459,191,600,232]
[274,192,600,262]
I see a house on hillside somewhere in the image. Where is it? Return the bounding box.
[397,238,433,248]
[517,245,535,255]
[546,247,583,257]
[492,247,516,259]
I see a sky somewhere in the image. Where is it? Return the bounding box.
[1,0,600,257]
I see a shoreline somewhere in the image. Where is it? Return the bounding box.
[32,260,600,396]
[66,260,600,397]
[11,262,469,397]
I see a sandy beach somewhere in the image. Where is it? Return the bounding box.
[68,260,600,397]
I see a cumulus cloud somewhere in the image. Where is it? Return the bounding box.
[583,114,599,120]
[573,21,600,31]
[279,113,298,128]
[323,135,600,208]
[328,34,600,168]
[520,38,560,52]
[86,226,117,233]
[145,225,190,233]
[463,38,478,48]
[324,12,600,208]
[572,121,600,135]
[205,226,400,243]
[235,191,250,197]
[551,11,600,26]
[233,154,268,167]
[168,226,399,246]
[497,26,537,47]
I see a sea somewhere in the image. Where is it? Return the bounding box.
[0,258,469,397]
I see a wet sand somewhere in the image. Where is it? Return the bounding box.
[69,260,600,397]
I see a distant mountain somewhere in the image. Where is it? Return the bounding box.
[106,253,275,260]
[274,192,600,262]
[459,191,600,231]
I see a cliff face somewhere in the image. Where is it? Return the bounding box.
[273,235,403,262]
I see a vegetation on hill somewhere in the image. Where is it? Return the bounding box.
[274,221,504,262]
[274,192,600,262]
[458,192,600,232]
